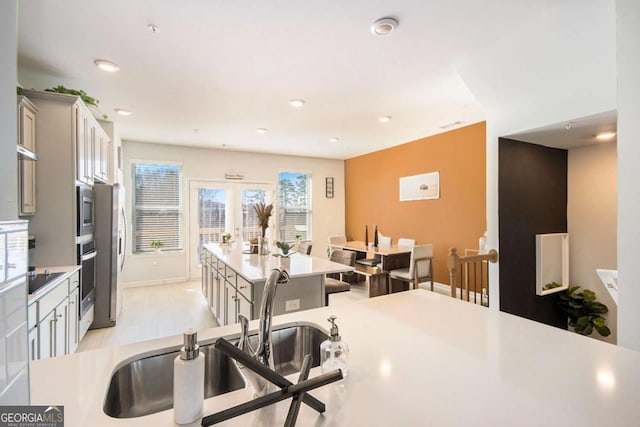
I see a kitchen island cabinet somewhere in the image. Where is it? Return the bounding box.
[202,243,353,325]
[29,290,640,426]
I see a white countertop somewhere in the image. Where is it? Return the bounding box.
[30,290,640,426]
[204,243,353,282]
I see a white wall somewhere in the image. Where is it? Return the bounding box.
[121,141,345,286]
[617,0,640,351]
[0,0,18,220]
[568,142,617,344]
[455,0,617,310]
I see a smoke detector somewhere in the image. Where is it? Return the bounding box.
[371,17,399,36]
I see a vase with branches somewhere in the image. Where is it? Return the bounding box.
[253,202,273,254]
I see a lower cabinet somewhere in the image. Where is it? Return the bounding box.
[38,309,56,360]
[28,270,81,361]
[67,286,80,354]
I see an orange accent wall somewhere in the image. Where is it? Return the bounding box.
[345,122,486,284]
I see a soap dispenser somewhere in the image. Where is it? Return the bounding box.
[320,315,349,378]
[173,329,205,425]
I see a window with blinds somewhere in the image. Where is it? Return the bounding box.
[133,163,182,252]
[278,172,312,242]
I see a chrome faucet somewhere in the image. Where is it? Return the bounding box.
[236,266,290,396]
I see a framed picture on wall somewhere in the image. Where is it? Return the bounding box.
[399,172,440,201]
[326,177,334,198]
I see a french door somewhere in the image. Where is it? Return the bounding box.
[189,181,273,277]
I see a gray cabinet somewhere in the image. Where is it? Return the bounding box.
[38,309,55,359]
[17,97,37,216]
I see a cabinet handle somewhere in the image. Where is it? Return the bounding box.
[239,285,247,289]
[57,314,63,319]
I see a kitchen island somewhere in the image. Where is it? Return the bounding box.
[29,289,640,426]
[201,243,352,325]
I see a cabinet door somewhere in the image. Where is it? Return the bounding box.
[225,282,237,325]
[87,124,95,184]
[76,107,87,184]
[28,328,38,361]
[18,101,37,151]
[237,293,253,322]
[18,159,36,216]
[53,298,69,357]
[39,310,56,360]
[67,287,80,354]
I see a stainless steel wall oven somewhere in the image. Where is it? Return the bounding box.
[78,239,96,316]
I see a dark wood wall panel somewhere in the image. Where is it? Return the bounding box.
[498,138,567,328]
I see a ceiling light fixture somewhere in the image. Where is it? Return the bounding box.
[378,115,392,123]
[328,137,340,143]
[147,24,160,34]
[595,131,616,141]
[94,59,120,72]
[114,108,132,116]
[256,128,268,134]
[371,17,399,36]
[289,98,305,108]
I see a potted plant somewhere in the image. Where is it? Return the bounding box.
[150,240,164,253]
[275,241,294,257]
[253,202,273,254]
[556,284,611,337]
[222,232,232,244]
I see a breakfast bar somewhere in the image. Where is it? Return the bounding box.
[29,290,640,426]
[201,243,353,325]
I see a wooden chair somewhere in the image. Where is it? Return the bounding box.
[325,249,356,305]
[388,244,433,291]
[447,248,498,306]
[297,241,312,255]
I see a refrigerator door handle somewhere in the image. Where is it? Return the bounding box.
[120,206,127,271]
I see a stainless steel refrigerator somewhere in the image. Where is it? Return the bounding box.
[92,183,126,328]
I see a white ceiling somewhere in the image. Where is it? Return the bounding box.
[507,110,617,150]
[17,0,563,160]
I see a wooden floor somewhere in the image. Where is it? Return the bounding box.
[77,279,371,352]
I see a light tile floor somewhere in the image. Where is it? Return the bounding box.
[78,278,448,352]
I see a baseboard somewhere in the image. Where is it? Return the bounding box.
[121,276,189,288]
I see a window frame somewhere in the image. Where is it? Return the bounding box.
[131,161,184,254]
[277,170,313,243]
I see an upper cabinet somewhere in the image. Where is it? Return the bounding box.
[18,96,37,152]
[17,96,38,216]
[20,90,115,267]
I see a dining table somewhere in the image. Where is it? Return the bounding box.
[328,240,413,296]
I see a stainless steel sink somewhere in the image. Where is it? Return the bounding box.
[103,323,328,418]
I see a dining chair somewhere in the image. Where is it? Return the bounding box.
[397,238,415,248]
[327,235,347,256]
[325,249,356,305]
[378,235,392,248]
[297,241,312,255]
[388,244,433,291]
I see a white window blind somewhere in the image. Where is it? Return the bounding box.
[278,172,312,242]
[133,163,182,252]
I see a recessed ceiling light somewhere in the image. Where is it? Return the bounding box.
[371,17,399,36]
[147,24,160,34]
[328,137,340,143]
[378,115,392,123]
[289,98,305,108]
[94,59,120,72]
[256,128,268,134]
[114,108,132,116]
[595,131,616,140]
